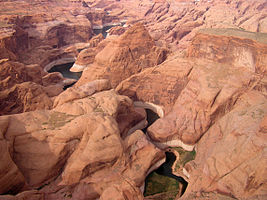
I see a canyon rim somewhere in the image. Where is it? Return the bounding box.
[0,0,266,200]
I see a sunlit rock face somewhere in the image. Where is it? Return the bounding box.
[0,84,164,199]
[117,29,267,199]
[182,91,267,200]
[0,0,267,199]
[75,23,169,88]
[118,29,267,146]
[187,29,267,75]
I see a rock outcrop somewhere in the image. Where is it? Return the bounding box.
[0,61,43,89]
[1,0,266,67]
[182,90,267,200]
[0,0,94,68]
[1,0,267,199]
[118,29,266,145]
[0,81,53,115]
[117,28,267,199]
[78,0,267,51]
[0,26,27,61]
[0,86,164,199]
[187,28,267,75]
[0,139,25,195]
[53,79,111,107]
[0,60,65,115]
[70,34,105,72]
[116,56,194,114]
[148,57,259,145]
[76,23,168,87]
[142,0,267,50]
[108,26,127,36]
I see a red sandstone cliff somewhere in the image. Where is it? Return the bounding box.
[0,0,266,200]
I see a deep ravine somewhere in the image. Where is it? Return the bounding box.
[142,108,188,199]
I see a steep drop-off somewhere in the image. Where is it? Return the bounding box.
[0,1,266,200]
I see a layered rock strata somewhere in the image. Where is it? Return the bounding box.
[0,0,267,199]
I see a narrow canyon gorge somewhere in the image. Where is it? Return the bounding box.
[0,0,266,200]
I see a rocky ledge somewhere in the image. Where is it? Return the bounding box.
[0,0,266,200]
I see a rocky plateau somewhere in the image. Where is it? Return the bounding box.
[0,0,266,200]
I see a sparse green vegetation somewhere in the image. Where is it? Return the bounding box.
[172,147,196,170]
[94,106,104,112]
[251,108,264,119]
[42,112,76,130]
[198,28,267,44]
[144,172,180,198]
[238,110,247,116]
